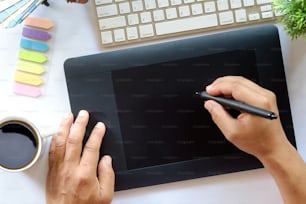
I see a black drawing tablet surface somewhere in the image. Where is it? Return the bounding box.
[64,25,296,191]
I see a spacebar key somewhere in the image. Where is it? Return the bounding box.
[155,14,218,35]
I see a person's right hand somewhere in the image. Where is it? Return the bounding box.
[203,76,290,160]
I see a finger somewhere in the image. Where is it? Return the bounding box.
[53,112,74,164]
[206,76,260,95]
[98,155,115,202]
[206,76,270,108]
[48,135,56,168]
[80,122,105,172]
[64,110,89,163]
[204,100,240,139]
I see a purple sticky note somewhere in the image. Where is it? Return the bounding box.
[22,27,52,41]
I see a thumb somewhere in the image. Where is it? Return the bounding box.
[204,100,237,136]
[98,155,115,199]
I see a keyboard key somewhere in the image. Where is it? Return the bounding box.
[166,8,178,19]
[184,0,195,3]
[119,2,131,14]
[132,1,144,12]
[260,5,272,12]
[101,31,113,44]
[170,0,182,5]
[249,13,260,20]
[96,4,118,17]
[243,0,254,6]
[145,0,157,10]
[127,27,139,40]
[235,9,247,22]
[217,0,229,11]
[179,6,191,17]
[155,14,218,35]
[114,29,126,42]
[230,0,242,9]
[157,0,170,8]
[128,14,139,25]
[204,2,216,13]
[139,24,154,38]
[95,0,112,5]
[99,16,126,30]
[261,11,273,18]
[256,0,273,4]
[219,11,234,25]
[140,12,152,23]
[153,10,165,21]
[191,3,204,15]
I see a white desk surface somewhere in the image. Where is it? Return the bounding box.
[0,1,305,203]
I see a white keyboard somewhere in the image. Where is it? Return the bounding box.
[94,0,280,48]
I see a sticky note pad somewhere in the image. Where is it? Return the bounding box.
[16,61,45,75]
[20,38,49,52]
[22,27,52,41]
[13,82,41,97]
[18,49,48,63]
[14,71,44,86]
[24,16,54,30]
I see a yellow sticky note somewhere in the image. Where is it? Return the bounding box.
[18,50,48,64]
[14,71,44,86]
[16,61,45,75]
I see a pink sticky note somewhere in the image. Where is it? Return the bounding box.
[13,82,41,97]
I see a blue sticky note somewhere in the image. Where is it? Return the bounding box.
[20,38,49,52]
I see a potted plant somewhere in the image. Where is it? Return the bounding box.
[273,0,306,39]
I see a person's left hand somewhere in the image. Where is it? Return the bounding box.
[46,110,115,204]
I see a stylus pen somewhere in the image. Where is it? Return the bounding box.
[196,91,278,120]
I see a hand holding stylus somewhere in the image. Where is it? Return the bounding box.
[203,76,306,204]
[203,76,285,157]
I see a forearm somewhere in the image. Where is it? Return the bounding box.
[259,140,306,204]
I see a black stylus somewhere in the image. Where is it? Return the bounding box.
[196,91,278,120]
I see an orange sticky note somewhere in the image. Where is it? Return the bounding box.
[24,16,54,30]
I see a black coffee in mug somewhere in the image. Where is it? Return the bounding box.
[0,120,39,171]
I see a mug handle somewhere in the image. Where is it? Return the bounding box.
[41,128,58,138]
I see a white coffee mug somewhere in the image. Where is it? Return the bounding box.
[0,117,55,172]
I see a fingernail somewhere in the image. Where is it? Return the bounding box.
[103,155,112,167]
[96,122,104,128]
[206,85,212,91]
[204,101,213,112]
[78,110,87,116]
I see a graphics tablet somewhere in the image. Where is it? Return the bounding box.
[64,25,296,191]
